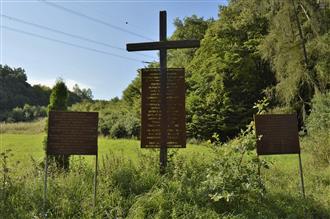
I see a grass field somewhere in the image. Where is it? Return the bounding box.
[2,133,328,201]
[0,119,46,134]
[0,119,213,168]
[1,121,329,218]
[0,133,214,175]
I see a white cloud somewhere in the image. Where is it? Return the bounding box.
[28,78,93,91]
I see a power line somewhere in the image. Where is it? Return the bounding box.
[1,14,156,59]
[39,0,154,41]
[1,25,145,63]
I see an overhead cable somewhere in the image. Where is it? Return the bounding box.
[40,0,154,41]
[1,14,156,59]
[1,25,145,63]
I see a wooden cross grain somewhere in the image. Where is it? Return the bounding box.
[126,11,200,174]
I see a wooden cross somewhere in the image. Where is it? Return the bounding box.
[126,11,200,173]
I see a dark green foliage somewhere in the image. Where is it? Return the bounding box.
[46,79,70,170]
[0,65,88,121]
[0,65,49,120]
[259,0,330,121]
[71,99,140,138]
[48,79,68,111]
[187,1,276,140]
[110,122,128,139]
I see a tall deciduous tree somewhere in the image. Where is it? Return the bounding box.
[72,84,93,101]
[187,0,276,140]
[0,65,50,120]
[168,15,213,68]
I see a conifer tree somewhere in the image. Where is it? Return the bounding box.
[46,79,70,170]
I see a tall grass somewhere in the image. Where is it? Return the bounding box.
[0,109,329,217]
[1,138,329,218]
[0,119,46,134]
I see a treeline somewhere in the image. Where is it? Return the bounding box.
[73,0,330,141]
[0,65,92,121]
[2,0,329,142]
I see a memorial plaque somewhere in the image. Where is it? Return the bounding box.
[254,114,300,155]
[141,68,186,148]
[47,111,98,155]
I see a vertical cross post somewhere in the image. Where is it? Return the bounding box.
[159,11,167,174]
[126,10,200,174]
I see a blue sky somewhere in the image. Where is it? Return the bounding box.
[1,0,227,99]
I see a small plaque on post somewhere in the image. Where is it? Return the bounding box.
[254,114,300,155]
[47,111,98,155]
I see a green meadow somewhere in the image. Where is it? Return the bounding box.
[1,133,213,172]
[1,121,329,218]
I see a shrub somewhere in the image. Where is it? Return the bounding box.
[7,107,24,122]
[123,115,140,138]
[6,104,47,122]
[306,92,330,166]
[110,122,128,139]
[306,92,330,133]
[99,118,110,136]
[71,100,141,139]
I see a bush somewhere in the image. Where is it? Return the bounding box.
[99,118,110,136]
[110,122,128,139]
[306,92,330,133]
[306,92,330,166]
[123,115,140,138]
[7,107,24,122]
[6,104,47,122]
[71,100,141,139]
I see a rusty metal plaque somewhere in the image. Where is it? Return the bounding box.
[254,114,300,155]
[141,68,186,148]
[47,111,98,155]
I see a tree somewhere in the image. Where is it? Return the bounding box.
[0,65,85,121]
[122,74,141,106]
[0,65,37,117]
[186,0,276,140]
[47,79,70,170]
[72,84,93,101]
[168,15,213,68]
[259,0,330,124]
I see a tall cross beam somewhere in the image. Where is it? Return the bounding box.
[126,11,200,174]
